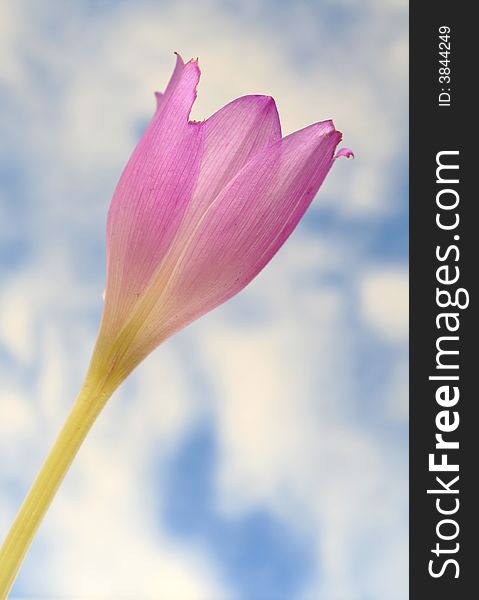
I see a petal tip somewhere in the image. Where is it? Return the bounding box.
[311,119,338,136]
[250,94,277,110]
[173,52,199,68]
[334,147,355,159]
[173,51,185,64]
[154,90,163,107]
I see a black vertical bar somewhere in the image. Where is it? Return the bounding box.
[410,2,476,598]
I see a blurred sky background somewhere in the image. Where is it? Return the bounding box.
[0,0,408,598]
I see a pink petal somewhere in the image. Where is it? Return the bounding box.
[335,147,354,159]
[198,94,282,206]
[153,53,200,120]
[154,53,187,112]
[123,120,342,364]
[102,57,203,339]
[172,95,282,242]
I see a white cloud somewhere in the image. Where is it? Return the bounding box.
[193,240,408,598]
[28,425,228,599]
[1,335,228,598]
[359,267,409,342]
[0,1,23,87]
[0,286,35,364]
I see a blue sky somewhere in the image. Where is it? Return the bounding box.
[0,0,408,598]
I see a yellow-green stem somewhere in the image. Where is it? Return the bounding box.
[0,376,116,598]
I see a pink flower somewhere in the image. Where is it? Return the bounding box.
[89,54,351,386]
[0,55,353,595]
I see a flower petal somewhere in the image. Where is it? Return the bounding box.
[169,95,282,250]
[153,54,201,122]
[102,56,203,339]
[154,53,187,113]
[123,120,342,366]
[191,95,282,217]
[335,147,354,159]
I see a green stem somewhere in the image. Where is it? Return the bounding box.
[0,375,116,598]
